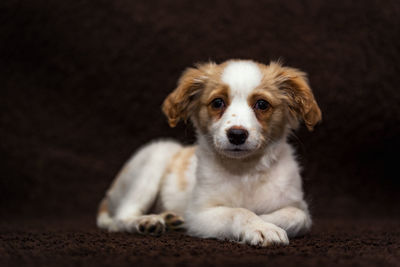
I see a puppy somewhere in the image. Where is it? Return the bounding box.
[97,59,321,246]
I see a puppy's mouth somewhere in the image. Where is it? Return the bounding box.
[219,147,254,159]
[228,148,248,152]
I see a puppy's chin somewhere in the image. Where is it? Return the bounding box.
[212,139,263,160]
[218,148,255,159]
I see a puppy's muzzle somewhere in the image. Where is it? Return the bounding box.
[227,127,248,145]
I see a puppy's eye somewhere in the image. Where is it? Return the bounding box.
[254,99,270,110]
[211,98,225,109]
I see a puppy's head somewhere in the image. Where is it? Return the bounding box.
[163,60,321,159]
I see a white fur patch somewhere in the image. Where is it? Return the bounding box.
[221,61,262,95]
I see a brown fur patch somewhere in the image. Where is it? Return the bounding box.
[190,64,231,133]
[98,198,108,215]
[283,74,322,131]
[162,67,204,127]
[167,146,196,191]
[248,87,286,140]
[205,84,230,120]
[247,91,274,123]
[257,61,322,131]
[162,63,219,127]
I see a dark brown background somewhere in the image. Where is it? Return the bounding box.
[1,0,399,266]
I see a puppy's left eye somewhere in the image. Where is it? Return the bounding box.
[254,99,270,110]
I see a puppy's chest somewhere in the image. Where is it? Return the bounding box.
[207,172,288,214]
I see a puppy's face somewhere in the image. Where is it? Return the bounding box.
[163,60,321,159]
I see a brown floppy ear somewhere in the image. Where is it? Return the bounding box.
[278,66,322,131]
[162,63,213,127]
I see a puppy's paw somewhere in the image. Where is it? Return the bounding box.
[135,215,166,236]
[240,222,289,247]
[162,211,185,231]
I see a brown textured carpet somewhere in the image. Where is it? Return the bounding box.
[1,217,399,267]
[1,0,399,266]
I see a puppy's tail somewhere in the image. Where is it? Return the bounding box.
[96,197,114,230]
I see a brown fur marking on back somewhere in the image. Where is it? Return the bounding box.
[98,197,109,215]
[167,146,196,191]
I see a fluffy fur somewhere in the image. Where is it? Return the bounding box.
[97,59,322,246]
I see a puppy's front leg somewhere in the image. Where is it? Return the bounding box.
[260,206,312,238]
[186,207,288,246]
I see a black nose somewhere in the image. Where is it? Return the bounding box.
[227,128,249,145]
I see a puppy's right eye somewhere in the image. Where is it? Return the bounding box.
[211,98,225,109]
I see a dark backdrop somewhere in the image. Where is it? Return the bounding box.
[1,0,399,223]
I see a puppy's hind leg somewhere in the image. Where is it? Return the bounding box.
[134,212,185,236]
[101,140,182,234]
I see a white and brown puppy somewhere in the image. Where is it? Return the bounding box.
[97,59,322,247]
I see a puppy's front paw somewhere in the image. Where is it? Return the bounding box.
[162,212,185,231]
[135,215,166,236]
[240,222,289,247]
